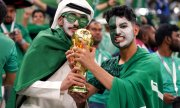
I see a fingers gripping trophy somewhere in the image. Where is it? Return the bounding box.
[69,28,93,93]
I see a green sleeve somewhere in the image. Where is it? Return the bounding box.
[19,25,32,43]
[4,43,18,73]
[88,57,121,92]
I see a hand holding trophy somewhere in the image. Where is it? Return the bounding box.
[69,28,93,93]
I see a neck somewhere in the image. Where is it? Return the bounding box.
[158,44,172,57]
[93,45,98,48]
[119,41,137,64]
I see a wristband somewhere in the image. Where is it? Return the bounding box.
[19,39,26,45]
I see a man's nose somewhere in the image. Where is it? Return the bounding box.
[116,28,121,35]
[74,20,79,26]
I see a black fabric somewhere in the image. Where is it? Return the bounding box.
[66,3,91,15]
[173,96,180,108]
[0,0,7,23]
[3,0,32,9]
[46,6,56,25]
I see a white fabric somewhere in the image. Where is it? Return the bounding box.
[18,61,78,108]
[51,0,94,29]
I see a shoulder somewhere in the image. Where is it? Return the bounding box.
[0,35,15,58]
[15,23,25,29]
[131,50,161,73]
[0,34,14,47]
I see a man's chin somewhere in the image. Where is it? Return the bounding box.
[4,21,12,24]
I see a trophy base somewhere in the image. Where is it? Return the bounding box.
[69,86,87,93]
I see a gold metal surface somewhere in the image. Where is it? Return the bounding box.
[69,29,93,93]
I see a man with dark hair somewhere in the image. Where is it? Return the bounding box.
[137,24,157,52]
[155,24,180,108]
[67,5,163,108]
[23,9,49,40]
[1,0,32,66]
[28,9,49,39]
[0,0,17,107]
[6,0,94,108]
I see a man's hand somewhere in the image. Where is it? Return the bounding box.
[108,0,116,6]
[14,30,23,43]
[66,49,75,69]
[68,91,87,104]
[163,93,175,104]
[70,46,96,70]
[60,69,86,91]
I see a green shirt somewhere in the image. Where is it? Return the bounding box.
[158,56,180,108]
[0,23,32,66]
[89,48,163,108]
[27,24,49,40]
[87,48,111,104]
[0,34,18,100]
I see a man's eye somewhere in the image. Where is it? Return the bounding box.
[120,25,127,28]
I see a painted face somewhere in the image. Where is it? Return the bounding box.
[170,31,180,52]
[109,16,134,48]
[62,12,88,37]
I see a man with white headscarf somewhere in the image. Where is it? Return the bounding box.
[6,0,94,108]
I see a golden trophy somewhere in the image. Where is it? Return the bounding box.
[69,28,93,93]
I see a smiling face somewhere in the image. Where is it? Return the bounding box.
[32,12,45,25]
[109,16,135,48]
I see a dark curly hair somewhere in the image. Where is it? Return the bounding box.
[155,23,179,46]
[32,9,46,18]
[0,0,7,24]
[104,5,137,24]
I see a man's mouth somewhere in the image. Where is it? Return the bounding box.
[69,27,78,32]
[115,36,125,43]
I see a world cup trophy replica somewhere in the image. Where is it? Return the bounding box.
[69,28,93,93]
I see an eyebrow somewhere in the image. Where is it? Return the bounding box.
[119,22,127,25]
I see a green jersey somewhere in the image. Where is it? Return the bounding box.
[89,48,163,108]
[0,23,32,66]
[0,34,18,100]
[158,56,180,108]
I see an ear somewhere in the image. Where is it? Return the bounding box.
[164,36,172,45]
[58,16,64,27]
[134,24,139,37]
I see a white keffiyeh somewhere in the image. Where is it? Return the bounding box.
[51,0,94,29]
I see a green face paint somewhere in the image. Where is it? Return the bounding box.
[109,16,117,47]
[62,12,89,28]
[108,16,134,48]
